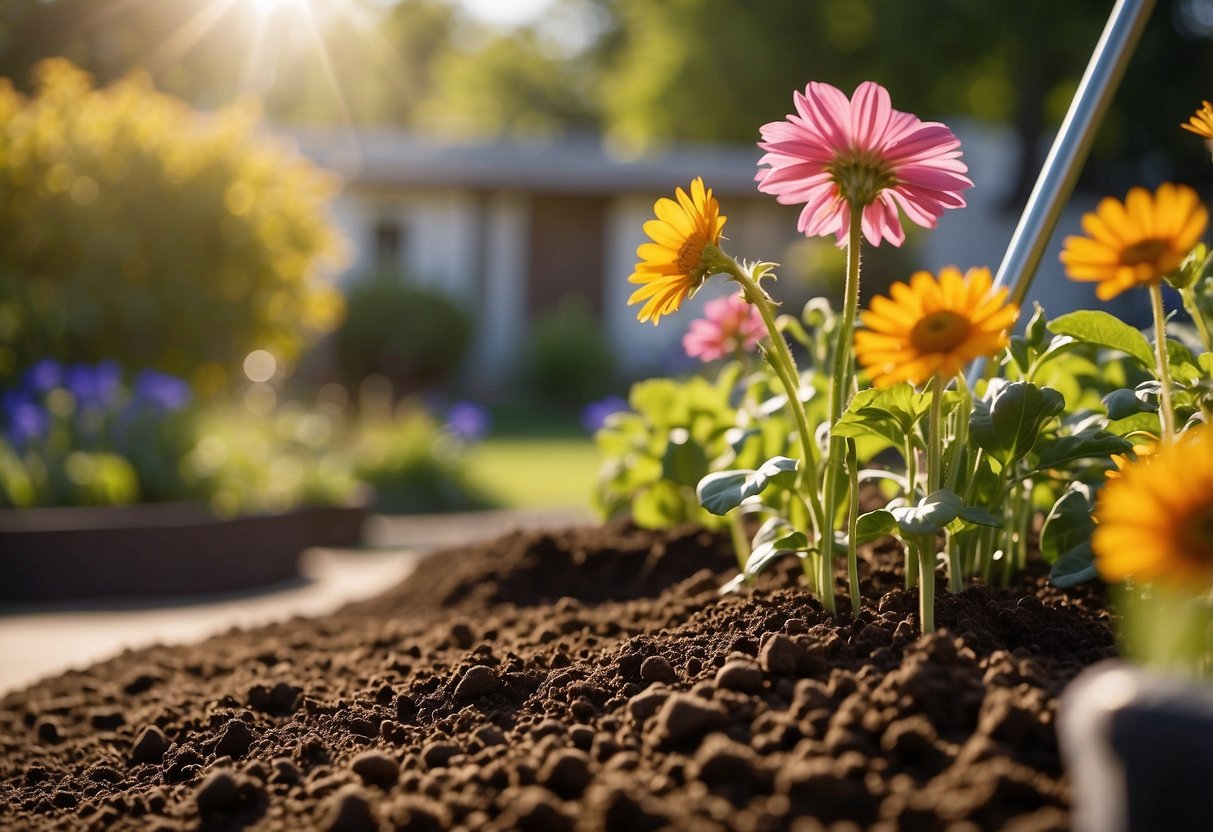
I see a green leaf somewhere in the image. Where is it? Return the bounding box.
[854,509,898,544]
[958,505,1001,528]
[1040,484,1095,565]
[1033,430,1133,471]
[1024,301,1049,348]
[1008,336,1032,375]
[661,428,710,486]
[891,489,963,535]
[1167,339,1203,385]
[833,383,941,444]
[1048,309,1154,367]
[969,381,1065,467]
[632,480,690,529]
[1103,388,1157,420]
[696,455,799,516]
[1050,541,1098,588]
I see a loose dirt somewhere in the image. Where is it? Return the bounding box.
[0,518,1114,830]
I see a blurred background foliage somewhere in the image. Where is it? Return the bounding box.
[2,0,1210,199]
[0,59,345,393]
[2,0,1211,514]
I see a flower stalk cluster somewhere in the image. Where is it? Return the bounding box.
[619,87,1213,650]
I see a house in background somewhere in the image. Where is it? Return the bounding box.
[286,123,1134,391]
[287,128,814,388]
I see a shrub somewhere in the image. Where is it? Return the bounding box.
[333,277,473,393]
[524,298,617,405]
[0,59,345,390]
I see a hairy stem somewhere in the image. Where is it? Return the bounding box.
[1149,282,1177,441]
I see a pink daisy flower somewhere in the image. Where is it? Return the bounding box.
[683,294,768,362]
[756,81,972,247]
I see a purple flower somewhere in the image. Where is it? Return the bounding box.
[64,361,122,408]
[22,358,62,394]
[132,370,191,412]
[447,401,491,442]
[1,392,50,447]
[581,395,628,434]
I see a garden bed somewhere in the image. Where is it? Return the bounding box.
[0,517,1113,830]
[0,503,367,602]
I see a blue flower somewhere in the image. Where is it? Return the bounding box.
[132,370,191,412]
[580,395,628,434]
[64,361,122,409]
[1,393,50,447]
[22,358,63,395]
[446,401,491,442]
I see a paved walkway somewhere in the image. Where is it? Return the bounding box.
[0,507,592,695]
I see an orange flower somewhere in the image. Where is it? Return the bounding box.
[1182,100,1213,140]
[1060,184,1207,300]
[854,266,1018,387]
[627,178,726,325]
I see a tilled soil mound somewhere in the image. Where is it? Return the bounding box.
[0,518,1114,831]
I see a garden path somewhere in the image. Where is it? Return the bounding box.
[0,507,591,695]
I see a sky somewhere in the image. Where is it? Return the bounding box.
[455,0,554,27]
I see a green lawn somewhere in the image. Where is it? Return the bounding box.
[463,404,604,510]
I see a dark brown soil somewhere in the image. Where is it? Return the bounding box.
[0,518,1114,831]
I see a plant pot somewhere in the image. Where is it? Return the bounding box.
[1060,659,1213,832]
[0,503,368,602]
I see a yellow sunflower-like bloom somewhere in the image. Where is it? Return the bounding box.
[1182,100,1213,140]
[1094,428,1213,587]
[853,266,1018,388]
[627,177,726,325]
[1105,441,1156,480]
[1060,183,1208,301]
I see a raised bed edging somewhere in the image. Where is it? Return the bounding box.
[0,503,367,602]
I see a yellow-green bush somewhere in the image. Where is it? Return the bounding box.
[0,59,346,392]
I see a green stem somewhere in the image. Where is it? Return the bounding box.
[1181,285,1213,354]
[915,537,935,633]
[926,374,945,494]
[723,256,830,610]
[727,511,751,576]
[845,438,861,612]
[821,204,864,613]
[945,374,970,493]
[904,433,919,504]
[947,533,963,594]
[1150,282,1177,441]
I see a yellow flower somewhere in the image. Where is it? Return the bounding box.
[1060,183,1208,300]
[627,177,726,325]
[1182,100,1213,140]
[1105,440,1156,480]
[1094,428,1213,587]
[853,266,1018,388]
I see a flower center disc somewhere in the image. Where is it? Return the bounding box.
[1120,238,1169,266]
[1179,501,1213,565]
[909,310,971,354]
[675,231,709,274]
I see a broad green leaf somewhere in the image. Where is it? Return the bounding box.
[1199,352,1213,377]
[661,429,710,486]
[1167,339,1203,385]
[970,381,1065,467]
[1040,484,1095,565]
[696,456,799,516]
[1106,411,1162,438]
[891,489,963,535]
[1033,430,1133,471]
[748,530,809,571]
[1050,540,1098,588]
[1102,388,1157,420]
[958,505,1001,528]
[854,509,898,544]
[632,480,689,529]
[1048,309,1154,367]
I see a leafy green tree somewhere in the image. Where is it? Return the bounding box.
[0,60,345,390]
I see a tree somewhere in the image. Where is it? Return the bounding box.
[0,60,345,390]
